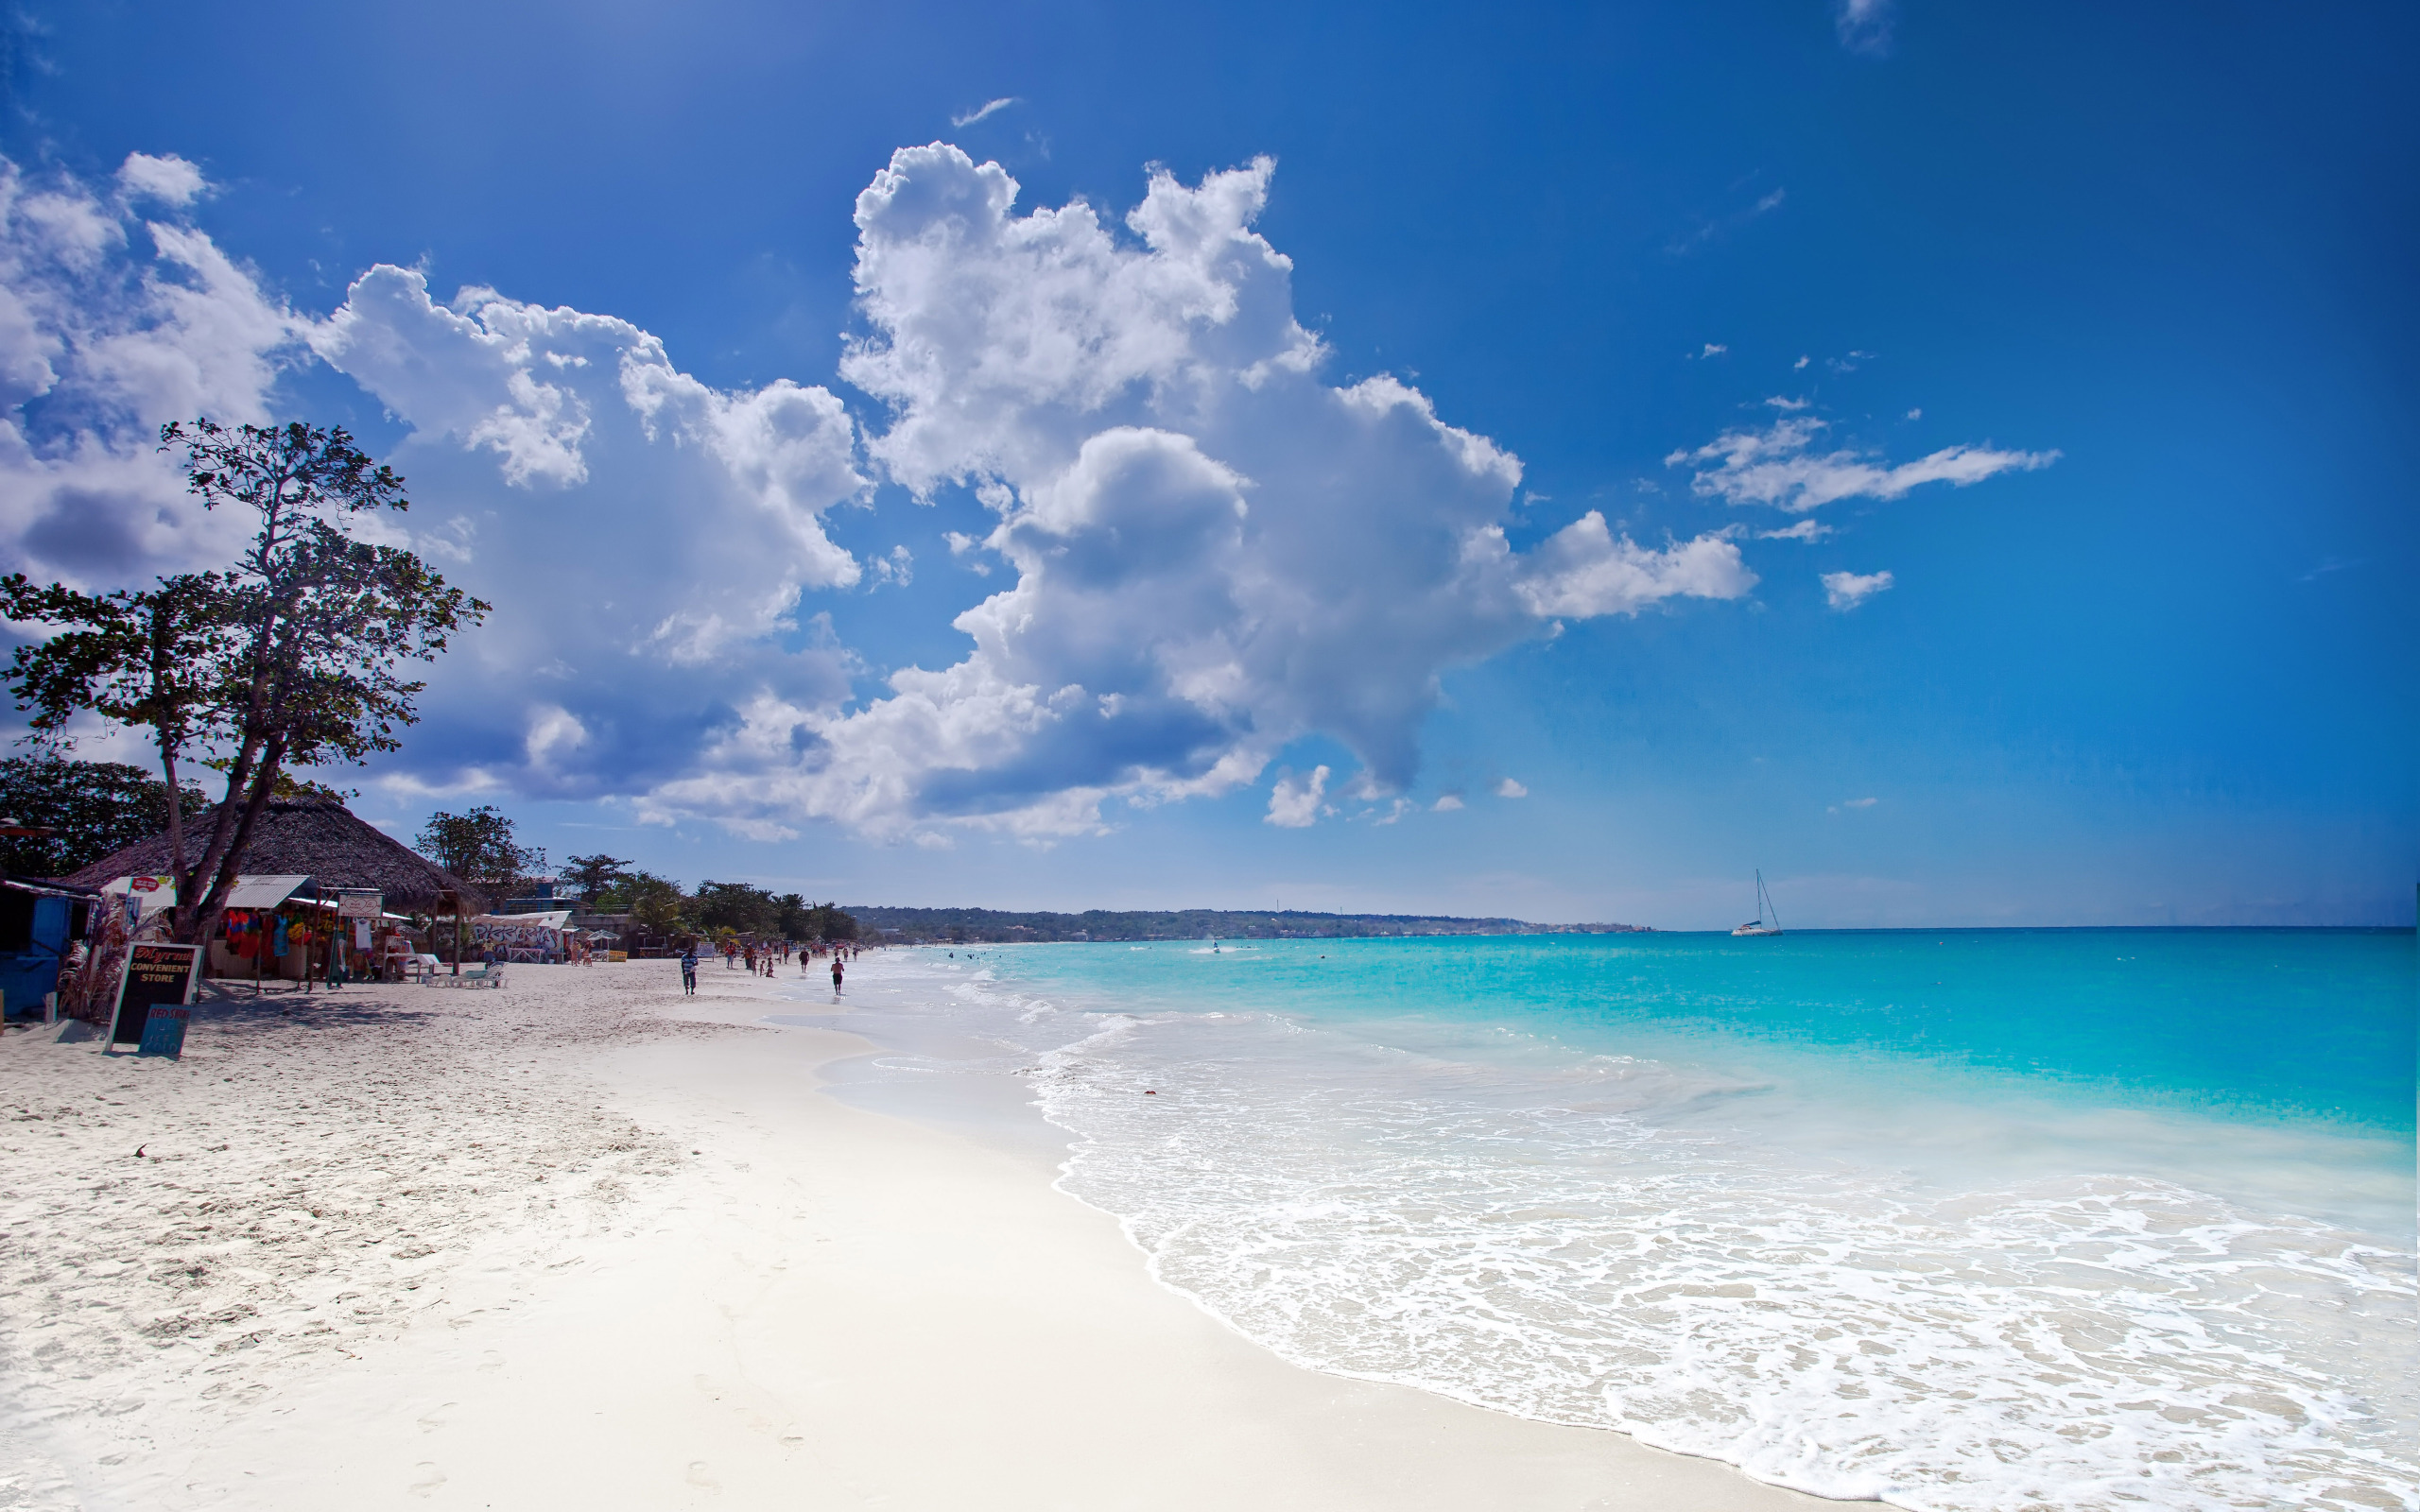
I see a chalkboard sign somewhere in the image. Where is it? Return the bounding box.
[111,942,199,1046]
[137,1005,190,1058]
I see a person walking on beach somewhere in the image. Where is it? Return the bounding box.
[830,953,844,998]
[680,945,698,996]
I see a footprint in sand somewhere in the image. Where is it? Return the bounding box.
[685,1459,718,1489]
[409,1461,445,1497]
[415,1402,456,1434]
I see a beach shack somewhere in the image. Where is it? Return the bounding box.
[0,876,97,1021]
[65,798,486,985]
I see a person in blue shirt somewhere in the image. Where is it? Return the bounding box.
[680,945,699,996]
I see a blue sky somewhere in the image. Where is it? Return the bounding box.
[0,1,2411,926]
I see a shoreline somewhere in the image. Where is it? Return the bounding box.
[1,956,1842,1509]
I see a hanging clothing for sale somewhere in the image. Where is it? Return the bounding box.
[353,919,372,951]
[271,915,290,956]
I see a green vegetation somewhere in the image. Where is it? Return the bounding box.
[841,906,1649,943]
[613,871,690,935]
[415,804,546,896]
[690,882,856,941]
[416,816,859,942]
[0,753,209,878]
[561,852,631,903]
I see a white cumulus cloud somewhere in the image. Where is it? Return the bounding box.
[116,153,209,209]
[0,155,308,593]
[1822,570,1895,610]
[1512,511,1756,617]
[309,265,873,799]
[634,144,1745,839]
[1266,765,1330,827]
[1495,778,1528,798]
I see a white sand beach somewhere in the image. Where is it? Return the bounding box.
[0,955,1841,1511]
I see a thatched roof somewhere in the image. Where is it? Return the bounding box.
[63,798,485,914]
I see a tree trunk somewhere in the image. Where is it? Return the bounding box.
[158,733,188,936]
[176,732,263,945]
[186,734,285,951]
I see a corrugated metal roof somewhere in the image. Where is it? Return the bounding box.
[98,873,325,911]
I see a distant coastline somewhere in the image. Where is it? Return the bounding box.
[842,905,1653,944]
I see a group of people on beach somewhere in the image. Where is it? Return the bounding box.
[678,938,858,998]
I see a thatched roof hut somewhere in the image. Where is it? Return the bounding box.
[64,798,485,914]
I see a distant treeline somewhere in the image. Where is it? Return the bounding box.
[841,905,1651,943]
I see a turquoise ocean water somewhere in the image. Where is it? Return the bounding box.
[791,929,2416,1512]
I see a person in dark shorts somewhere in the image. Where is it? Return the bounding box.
[680,945,699,995]
[830,954,844,997]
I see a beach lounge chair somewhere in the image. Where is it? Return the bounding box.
[455,960,506,989]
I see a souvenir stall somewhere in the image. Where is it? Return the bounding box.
[65,797,485,977]
[202,877,344,987]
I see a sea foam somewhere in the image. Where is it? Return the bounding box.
[834,936,2420,1512]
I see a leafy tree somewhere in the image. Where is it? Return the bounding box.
[804,901,858,941]
[692,879,777,936]
[773,891,812,939]
[416,805,544,895]
[0,754,208,877]
[2,419,488,945]
[685,881,854,940]
[619,870,689,934]
[1,573,235,901]
[561,852,631,905]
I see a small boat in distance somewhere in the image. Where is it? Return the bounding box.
[1732,870,1784,936]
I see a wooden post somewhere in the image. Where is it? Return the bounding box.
[441,889,462,976]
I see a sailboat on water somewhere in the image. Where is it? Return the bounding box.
[1731,870,1784,937]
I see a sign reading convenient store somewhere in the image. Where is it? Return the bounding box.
[337,889,383,918]
[110,941,201,1047]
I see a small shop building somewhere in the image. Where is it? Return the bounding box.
[65,799,485,984]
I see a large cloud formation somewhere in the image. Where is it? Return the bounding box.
[0,146,1763,840]
[646,146,1753,837]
